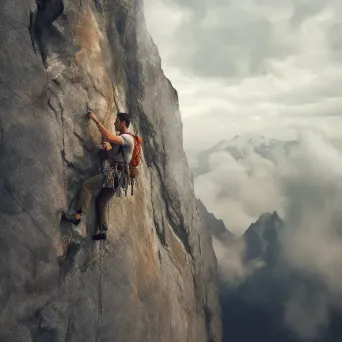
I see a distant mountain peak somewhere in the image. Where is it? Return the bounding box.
[243,211,283,262]
[212,134,277,152]
[196,198,234,242]
[245,211,283,234]
[193,134,296,176]
[200,134,285,163]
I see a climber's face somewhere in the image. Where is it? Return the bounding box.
[114,116,124,132]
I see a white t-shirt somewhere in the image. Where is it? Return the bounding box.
[108,133,134,163]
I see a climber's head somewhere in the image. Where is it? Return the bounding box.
[115,112,131,132]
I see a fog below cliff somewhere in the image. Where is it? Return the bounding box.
[195,131,342,341]
[192,131,342,236]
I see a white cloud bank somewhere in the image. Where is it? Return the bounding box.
[279,132,342,339]
[196,131,342,339]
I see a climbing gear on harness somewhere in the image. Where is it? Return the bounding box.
[103,164,116,189]
[102,161,130,196]
[97,142,112,173]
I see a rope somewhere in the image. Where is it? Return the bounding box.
[69,5,134,340]
[74,0,85,41]
[102,0,133,126]
[96,239,104,342]
[96,3,134,341]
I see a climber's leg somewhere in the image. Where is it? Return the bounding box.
[93,187,115,240]
[62,174,104,225]
[79,174,105,215]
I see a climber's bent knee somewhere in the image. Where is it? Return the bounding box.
[79,174,105,215]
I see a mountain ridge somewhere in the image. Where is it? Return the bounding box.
[193,133,297,176]
[200,204,342,342]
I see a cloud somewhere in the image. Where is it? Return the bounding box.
[152,0,340,80]
[284,286,330,339]
[213,237,245,286]
[291,0,337,27]
[195,148,285,235]
[194,130,342,337]
[278,131,342,338]
[170,2,295,79]
[144,0,342,156]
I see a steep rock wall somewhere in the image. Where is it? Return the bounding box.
[0,1,221,341]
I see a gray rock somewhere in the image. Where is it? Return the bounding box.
[196,198,234,243]
[0,1,221,341]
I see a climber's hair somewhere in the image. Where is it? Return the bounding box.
[117,112,131,128]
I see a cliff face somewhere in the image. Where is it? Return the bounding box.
[0,1,221,341]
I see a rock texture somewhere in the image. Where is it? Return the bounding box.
[0,1,221,341]
[196,199,233,244]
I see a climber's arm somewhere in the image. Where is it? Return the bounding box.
[88,111,122,145]
[96,122,122,145]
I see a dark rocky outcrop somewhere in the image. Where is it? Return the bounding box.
[0,1,221,341]
[196,199,233,244]
[217,212,342,342]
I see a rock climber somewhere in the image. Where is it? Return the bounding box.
[62,111,134,241]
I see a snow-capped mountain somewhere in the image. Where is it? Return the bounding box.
[213,134,277,153]
[192,133,297,176]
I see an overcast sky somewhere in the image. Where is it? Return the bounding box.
[143,0,342,154]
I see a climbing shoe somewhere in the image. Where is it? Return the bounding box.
[92,232,107,241]
[62,212,81,226]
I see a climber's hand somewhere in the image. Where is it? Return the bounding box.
[88,111,99,124]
